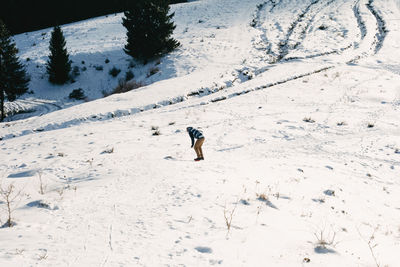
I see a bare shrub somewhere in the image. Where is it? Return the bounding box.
[105,79,144,97]
[303,117,315,123]
[358,226,380,267]
[0,182,22,227]
[15,248,24,255]
[37,171,46,195]
[224,205,236,233]
[151,126,161,136]
[313,228,337,252]
[86,158,94,167]
[38,250,48,260]
[256,192,268,201]
[101,147,114,154]
[57,187,64,199]
[256,191,278,209]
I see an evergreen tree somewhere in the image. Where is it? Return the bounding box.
[0,20,30,121]
[46,25,71,84]
[122,0,180,62]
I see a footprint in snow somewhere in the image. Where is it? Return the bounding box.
[195,246,213,254]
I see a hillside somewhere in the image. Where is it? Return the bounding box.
[1,0,400,266]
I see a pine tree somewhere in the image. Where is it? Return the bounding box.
[46,25,71,84]
[0,20,30,121]
[122,0,180,62]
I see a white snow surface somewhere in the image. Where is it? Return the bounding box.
[1,0,400,266]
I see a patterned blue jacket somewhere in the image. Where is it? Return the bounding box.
[186,127,204,147]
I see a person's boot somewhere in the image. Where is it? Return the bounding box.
[194,158,201,161]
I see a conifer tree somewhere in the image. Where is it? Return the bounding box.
[122,0,180,62]
[0,20,30,121]
[46,25,71,84]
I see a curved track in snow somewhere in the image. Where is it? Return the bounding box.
[365,0,387,53]
[0,0,393,141]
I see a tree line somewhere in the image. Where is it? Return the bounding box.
[0,0,187,35]
[0,0,181,121]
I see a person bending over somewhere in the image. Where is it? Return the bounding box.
[186,127,205,161]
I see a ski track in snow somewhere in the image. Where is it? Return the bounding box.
[0,0,390,141]
[365,0,387,53]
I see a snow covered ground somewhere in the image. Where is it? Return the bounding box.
[1,0,400,266]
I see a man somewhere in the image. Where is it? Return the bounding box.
[187,127,205,161]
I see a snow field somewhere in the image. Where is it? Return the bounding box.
[1,0,400,266]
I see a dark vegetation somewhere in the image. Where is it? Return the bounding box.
[1,0,188,35]
[46,26,71,84]
[123,0,180,61]
[0,20,30,121]
[69,88,86,100]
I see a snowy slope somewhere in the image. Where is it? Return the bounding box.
[1,0,400,266]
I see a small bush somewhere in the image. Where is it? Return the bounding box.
[314,229,337,251]
[318,25,328,30]
[105,58,110,64]
[147,67,159,77]
[257,193,268,201]
[0,183,21,228]
[94,65,103,71]
[109,66,121,77]
[367,123,374,128]
[101,147,114,154]
[105,79,144,96]
[152,130,161,136]
[125,70,135,82]
[69,88,86,100]
[72,66,80,78]
[303,117,315,123]
[125,70,134,81]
